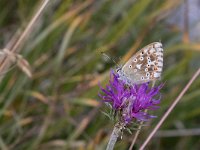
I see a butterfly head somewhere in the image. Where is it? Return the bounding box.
[116,66,133,85]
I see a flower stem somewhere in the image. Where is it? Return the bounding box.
[106,122,123,150]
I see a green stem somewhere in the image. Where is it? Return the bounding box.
[106,122,124,150]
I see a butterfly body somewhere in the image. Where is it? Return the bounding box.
[117,42,163,85]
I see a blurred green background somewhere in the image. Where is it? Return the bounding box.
[0,0,200,149]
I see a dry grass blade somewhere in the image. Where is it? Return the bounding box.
[29,91,49,104]
[0,0,50,81]
[69,106,101,141]
[155,128,200,137]
[183,0,189,43]
[40,140,86,149]
[139,68,200,150]
[11,0,50,53]
[0,49,32,77]
[16,55,32,78]
[29,0,93,51]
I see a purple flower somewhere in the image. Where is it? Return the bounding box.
[99,70,163,125]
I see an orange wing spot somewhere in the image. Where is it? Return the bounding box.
[154,66,158,71]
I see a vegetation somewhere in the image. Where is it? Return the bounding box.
[0,0,200,149]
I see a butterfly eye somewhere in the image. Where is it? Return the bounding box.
[141,76,144,80]
[133,58,137,62]
[140,52,144,55]
[147,57,150,60]
[129,65,132,68]
[148,60,151,63]
[147,64,150,68]
[145,68,148,72]
[140,57,144,61]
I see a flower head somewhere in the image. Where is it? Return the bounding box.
[99,70,163,125]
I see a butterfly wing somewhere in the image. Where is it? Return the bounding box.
[121,42,163,84]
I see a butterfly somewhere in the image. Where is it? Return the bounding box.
[117,42,163,85]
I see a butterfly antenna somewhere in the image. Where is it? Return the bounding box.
[101,52,121,68]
